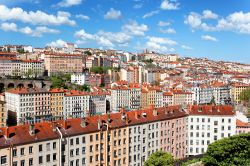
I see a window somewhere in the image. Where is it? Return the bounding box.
[39,144,42,152]
[70,139,74,145]
[70,150,74,157]
[76,138,79,145]
[80,147,85,155]
[214,121,218,125]
[228,126,231,130]
[21,160,25,166]
[96,134,99,141]
[1,156,7,164]
[46,154,50,162]
[82,158,85,164]
[39,156,43,164]
[53,142,56,149]
[29,158,33,166]
[228,119,231,123]
[29,146,33,154]
[53,153,57,161]
[82,136,85,143]
[21,148,24,155]
[13,149,17,157]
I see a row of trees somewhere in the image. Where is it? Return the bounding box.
[144,133,250,166]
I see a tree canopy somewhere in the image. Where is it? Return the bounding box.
[90,66,111,74]
[202,133,250,166]
[239,88,250,102]
[144,151,174,166]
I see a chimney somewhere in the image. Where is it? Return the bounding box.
[148,105,154,110]
[121,113,127,121]
[52,122,57,132]
[63,120,71,129]
[135,111,139,119]
[29,123,35,136]
[153,109,158,116]
[97,120,102,130]
[80,118,87,127]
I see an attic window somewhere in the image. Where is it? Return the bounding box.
[9,132,15,138]
[198,108,202,112]
[142,113,147,117]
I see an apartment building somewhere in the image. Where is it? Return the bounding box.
[0,101,6,127]
[50,88,64,120]
[44,52,82,76]
[129,84,141,110]
[0,57,44,77]
[236,119,250,135]
[89,91,107,115]
[190,85,213,104]
[63,90,90,119]
[211,82,231,105]
[230,83,250,104]
[186,105,236,156]
[5,88,51,124]
[141,86,163,109]
[111,85,130,112]
[163,90,193,106]
[71,74,86,85]
[0,106,187,166]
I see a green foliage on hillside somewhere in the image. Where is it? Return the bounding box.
[144,151,174,166]
[90,66,111,74]
[239,88,250,102]
[202,133,250,166]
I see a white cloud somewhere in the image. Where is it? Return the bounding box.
[202,10,218,19]
[201,35,218,42]
[133,4,143,9]
[160,28,176,34]
[0,22,17,31]
[97,31,131,45]
[0,22,59,37]
[217,11,250,34]
[158,21,171,26]
[58,0,82,7]
[145,36,177,53]
[122,20,148,36]
[0,5,75,26]
[185,10,250,34]
[147,36,177,45]
[181,45,193,50]
[47,39,67,47]
[143,10,160,19]
[76,14,89,20]
[74,29,131,48]
[74,29,95,40]
[160,0,179,10]
[104,8,122,20]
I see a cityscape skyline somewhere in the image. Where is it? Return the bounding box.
[0,0,250,62]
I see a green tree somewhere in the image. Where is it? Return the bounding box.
[209,96,216,105]
[144,151,174,166]
[51,76,64,88]
[90,66,111,74]
[239,88,250,102]
[202,133,250,166]
[84,50,92,56]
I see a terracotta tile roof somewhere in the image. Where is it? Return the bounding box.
[188,105,235,116]
[236,119,250,127]
[6,88,50,94]
[0,106,187,149]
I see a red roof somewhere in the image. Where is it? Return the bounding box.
[236,119,250,127]
[0,106,187,148]
[188,105,235,116]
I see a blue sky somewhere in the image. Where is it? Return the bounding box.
[0,0,250,62]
